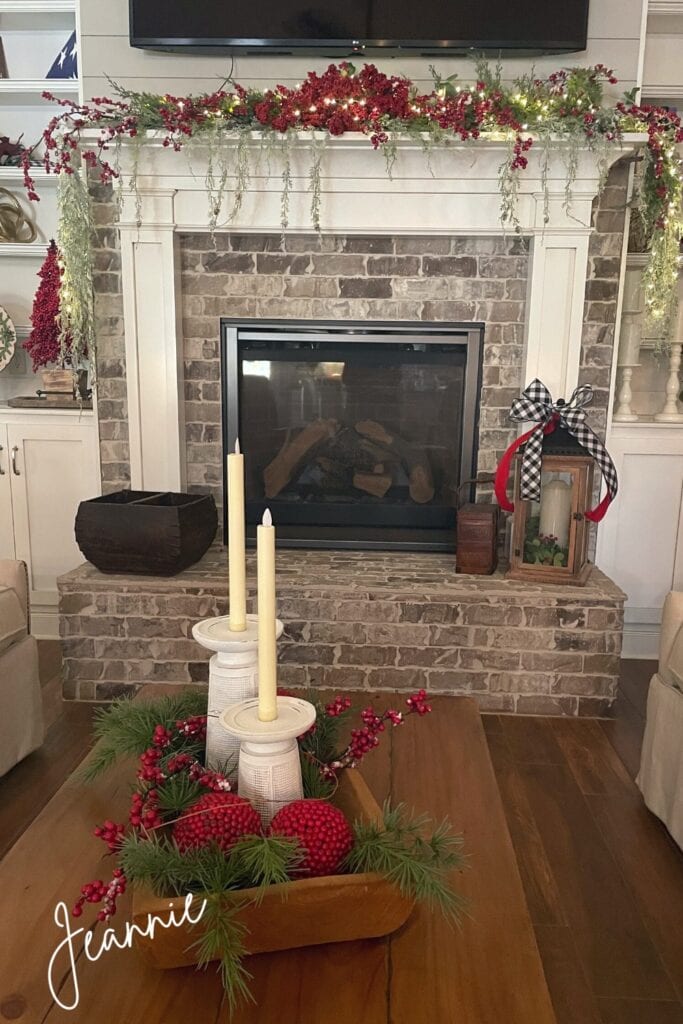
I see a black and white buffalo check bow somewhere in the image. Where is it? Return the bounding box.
[505,379,618,520]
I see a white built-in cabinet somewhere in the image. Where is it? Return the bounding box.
[0,407,99,637]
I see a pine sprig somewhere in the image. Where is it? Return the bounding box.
[80,690,208,781]
[118,831,301,897]
[155,772,204,817]
[191,893,253,1014]
[346,802,467,922]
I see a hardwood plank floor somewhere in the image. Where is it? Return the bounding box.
[485,658,683,1024]
[1,649,682,1024]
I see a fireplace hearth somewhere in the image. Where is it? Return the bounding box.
[221,319,483,550]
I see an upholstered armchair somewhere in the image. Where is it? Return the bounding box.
[637,592,683,850]
[0,560,43,776]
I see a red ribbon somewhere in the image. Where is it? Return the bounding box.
[493,415,613,523]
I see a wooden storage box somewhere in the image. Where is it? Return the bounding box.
[75,490,217,576]
[132,769,414,969]
[456,502,499,575]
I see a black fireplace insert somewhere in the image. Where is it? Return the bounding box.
[221,319,483,550]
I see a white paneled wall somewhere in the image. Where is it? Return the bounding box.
[79,0,646,100]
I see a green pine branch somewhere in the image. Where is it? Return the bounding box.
[80,690,208,782]
[191,893,253,1015]
[346,802,468,923]
[155,773,204,817]
[119,831,301,898]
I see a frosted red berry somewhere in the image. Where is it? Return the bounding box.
[172,792,261,853]
[269,800,354,877]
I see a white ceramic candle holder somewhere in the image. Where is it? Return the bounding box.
[220,696,317,825]
[192,614,284,769]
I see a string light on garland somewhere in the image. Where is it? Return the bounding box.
[19,59,683,358]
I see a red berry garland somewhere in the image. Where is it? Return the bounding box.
[172,792,261,854]
[269,800,354,877]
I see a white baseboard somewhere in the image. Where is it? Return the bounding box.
[621,622,660,660]
[31,605,60,640]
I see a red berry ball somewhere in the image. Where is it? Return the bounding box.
[269,800,354,877]
[172,792,261,854]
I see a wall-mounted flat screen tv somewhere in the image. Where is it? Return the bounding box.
[129,0,590,56]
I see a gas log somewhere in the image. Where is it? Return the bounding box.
[263,418,435,503]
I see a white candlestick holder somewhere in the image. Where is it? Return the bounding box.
[192,614,284,769]
[220,696,317,825]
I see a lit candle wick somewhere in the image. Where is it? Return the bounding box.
[262,507,273,527]
[234,436,241,455]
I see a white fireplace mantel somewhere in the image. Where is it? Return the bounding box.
[107,132,644,491]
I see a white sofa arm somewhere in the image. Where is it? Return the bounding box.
[659,591,683,673]
[0,560,29,626]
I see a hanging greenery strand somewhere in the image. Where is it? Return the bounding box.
[56,169,96,369]
[22,59,683,357]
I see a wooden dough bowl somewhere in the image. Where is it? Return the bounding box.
[132,769,415,969]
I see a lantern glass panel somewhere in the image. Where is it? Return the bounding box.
[522,470,573,568]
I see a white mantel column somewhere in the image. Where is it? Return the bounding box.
[522,197,592,398]
[118,188,186,492]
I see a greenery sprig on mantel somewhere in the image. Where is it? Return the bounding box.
[21,59,683,366]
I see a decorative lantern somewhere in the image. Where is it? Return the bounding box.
[494,380,619,587]
[507,427,594,584]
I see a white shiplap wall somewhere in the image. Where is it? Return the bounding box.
[80,0,645,102]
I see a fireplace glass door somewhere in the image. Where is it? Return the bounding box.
[222,320,482,550]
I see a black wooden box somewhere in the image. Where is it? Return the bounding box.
[75,490,218,576]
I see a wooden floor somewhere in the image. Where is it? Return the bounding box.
[1,652,682,1024]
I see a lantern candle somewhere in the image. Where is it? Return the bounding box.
[257,508,278,722]
[227,439,247,632]
[539,477,572,550]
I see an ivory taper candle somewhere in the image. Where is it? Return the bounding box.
[257,507,278,722]
[227,438,247,632]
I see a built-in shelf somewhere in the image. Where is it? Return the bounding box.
[0,79,78,96]
[647,1,683,14]
[0,243,47,257]
[0,0,75,10]
[0,168,55,184]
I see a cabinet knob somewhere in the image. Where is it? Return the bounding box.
[10,446,20,476]
[0,444,4,476]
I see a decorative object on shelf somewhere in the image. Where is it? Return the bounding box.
[46,30,77,80]
[0,306,16,372]
[7,393,93,409]
[495,379,618,585]
[0,38,8,79]
[41,366,74,394]
[74,489,218,575]
[655,287,683,423]
[0,136,25,166]
[18,59,683,362]
[0,186,36,243]
[23,240,71,370]
[614,265,643,422]
[73,688,462,1009]
[455,475,498,575]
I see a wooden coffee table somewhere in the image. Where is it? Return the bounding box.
[0,692,557,1024]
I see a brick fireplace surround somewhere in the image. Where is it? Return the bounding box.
[59,136,634,713]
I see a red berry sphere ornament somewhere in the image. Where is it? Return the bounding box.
[172,792,261,853]
[269,799,354,877]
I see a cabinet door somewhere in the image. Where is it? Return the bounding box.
[6,421,98,610]
[0,426,15,560]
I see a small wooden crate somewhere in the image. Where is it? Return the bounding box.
[132,770,414,969]
[75,490,217,576]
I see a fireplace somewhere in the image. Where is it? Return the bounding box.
[221,319,483,550]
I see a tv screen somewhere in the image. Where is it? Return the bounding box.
[129,0,590,55]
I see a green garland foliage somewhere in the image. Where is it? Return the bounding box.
[347,802,467,921]
[24,58,683,369]
[80,690,208,782]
